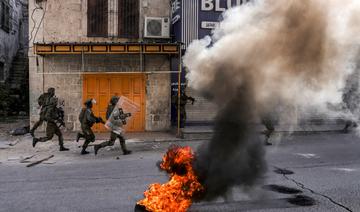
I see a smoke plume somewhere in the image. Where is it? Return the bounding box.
[184,0,360,200]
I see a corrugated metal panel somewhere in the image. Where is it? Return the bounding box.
[118,0,139,38]
[181,0,198,49]
[87,0,108,37]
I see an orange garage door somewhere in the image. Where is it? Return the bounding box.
[83,74,145,132]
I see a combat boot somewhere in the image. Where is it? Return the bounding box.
[60,146,69,151]
[120,140,131,155]
[81,148,90,155]
[123,150,132,155]
[94,145,101,155]
[32,137,39,147]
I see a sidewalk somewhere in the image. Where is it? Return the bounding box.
[0,118,354,166]
[61,131,184,143]
[182,122,350,139]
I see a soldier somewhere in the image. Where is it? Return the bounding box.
[30,87,55,137]
[94,96,132,155]
[173,89,195,129]
[342,85,359,133]
[79,99,104,155]
[32,96,69,151]
[261,117,274,146]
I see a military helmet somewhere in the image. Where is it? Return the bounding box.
[84,99,93,108]
[48,87,55,96]
[110,96,120,105]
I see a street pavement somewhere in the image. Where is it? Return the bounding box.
[0,132,360,212]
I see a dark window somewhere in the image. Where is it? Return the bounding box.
[87,0,108,37]
[118,0,139,38]
[0,1,11,33]
[0,62,4,81]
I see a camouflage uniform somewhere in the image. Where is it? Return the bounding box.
[342,85,359,133]
[30,88,55,137]
[173,91,195,128]
[32,96,69,151]
[94,96,131,155]
[79,99,104,155]
[261,115,274,145]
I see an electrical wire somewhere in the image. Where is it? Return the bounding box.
[28,1,47,49]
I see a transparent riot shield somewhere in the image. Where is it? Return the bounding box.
[105,96,140,135]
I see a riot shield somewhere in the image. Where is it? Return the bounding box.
[105,96,140,135]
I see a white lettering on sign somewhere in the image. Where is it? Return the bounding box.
[171,0,181,24]
[201,0,249,12]
[172,15,180,24]
[215,0,225,12]
[171,0,180,14]
[201,21,219,29]
[201,0,214,11]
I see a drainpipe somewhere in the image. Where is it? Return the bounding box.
[177,46,182,137]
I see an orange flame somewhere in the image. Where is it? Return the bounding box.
[137,146,204,212]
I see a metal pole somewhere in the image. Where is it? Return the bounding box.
[177,46,182,137]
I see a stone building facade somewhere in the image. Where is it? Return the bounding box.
[29,0,179,132]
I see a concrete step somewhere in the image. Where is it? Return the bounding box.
[182,126,214,140]
[182,121,351,140]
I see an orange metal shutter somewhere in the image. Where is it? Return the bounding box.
[83,74,145,132]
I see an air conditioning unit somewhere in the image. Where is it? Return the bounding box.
[144,17,170,38]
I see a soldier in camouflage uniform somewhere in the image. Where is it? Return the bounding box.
[30,87,55,137]
[261,116,274,145]
[173,89,195,129]
[32,95,69,151]
[79,99,104,155]
[342,84,359,133]
[94,96,132,155]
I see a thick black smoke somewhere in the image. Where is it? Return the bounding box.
[193,83,266,200]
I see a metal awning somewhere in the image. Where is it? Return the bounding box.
[34,42,180,55]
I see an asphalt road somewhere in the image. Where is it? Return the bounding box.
[0,133,360,212]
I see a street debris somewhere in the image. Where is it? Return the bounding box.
[9,126,30,136]
[42,161,56,165]
[8,139,20,146]
[151,144,159,149]
[7,156,20,161]
[295,153,320,159]
[20,155,36,163]
[26,155,54,167]
[274,167,295,175]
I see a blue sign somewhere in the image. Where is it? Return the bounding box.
[198,0,250,38]
[170,0,250,125]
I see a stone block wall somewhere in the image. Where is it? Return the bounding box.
[29,0,173,131]
[29,54,171,131]
[29,0,171,44]
[145,55,170,131]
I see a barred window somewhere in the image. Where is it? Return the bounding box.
[87,0,139,38]
[87,0,108,37]
[118,0,139,38]
[0,0,11,33]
